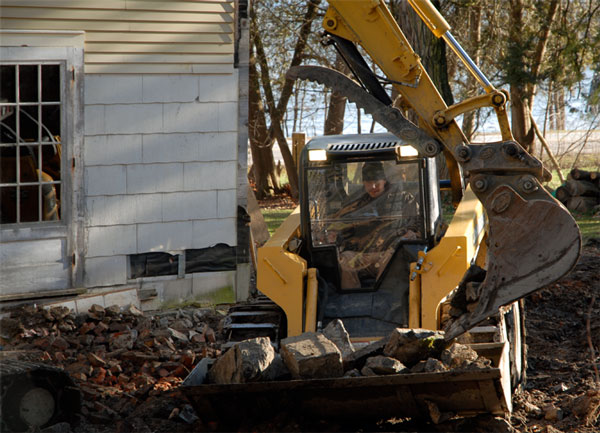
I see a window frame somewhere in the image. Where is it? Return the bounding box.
[0,42,84,287]
[1,62,64,225]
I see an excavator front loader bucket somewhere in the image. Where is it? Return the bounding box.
[183,341,512,430]
[445,176,581,339]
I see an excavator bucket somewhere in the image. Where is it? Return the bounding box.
[445,180,581,339]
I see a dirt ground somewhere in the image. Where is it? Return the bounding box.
[1,238,598,433]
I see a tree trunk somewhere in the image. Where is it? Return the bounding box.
[393,0,454,107]
[508,0,534,152]
[553,88,566,130]
[508,0,559,155]
[324,54,348,135]
[392,0,452,180]
[248,24,280,199]
[462,6,481,142]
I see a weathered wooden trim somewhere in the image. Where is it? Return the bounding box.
[0,287,87,302]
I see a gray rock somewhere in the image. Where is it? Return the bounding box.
[208,337,275,384]
[168,327,188,342]
[262,354,291,381]
[280,332,343,379]
[543,404,564,421]
[108,329,138,351]
[343,337,388,371]
[360,366,377,376]
[521,401,543,417]
[411,357,447,373]
[40,422,72,433]
[322,319,355,358]
[364,355,408,375]
[383,328,446,366]
[344,368,361,377]
[440,342,479,369]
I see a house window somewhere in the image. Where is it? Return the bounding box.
[0,63,62,224]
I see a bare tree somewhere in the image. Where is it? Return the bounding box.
[250,0,322,199]
[249,48,281,199]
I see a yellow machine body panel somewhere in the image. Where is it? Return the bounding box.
[256,207,307,337]
[409,187,486,329]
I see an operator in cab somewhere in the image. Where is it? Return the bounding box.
[327,161,421,289]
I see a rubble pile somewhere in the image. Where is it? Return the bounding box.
[206,319,492,385]
[0,303,224,430]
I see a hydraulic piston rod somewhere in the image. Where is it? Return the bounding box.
[407,0,494,93]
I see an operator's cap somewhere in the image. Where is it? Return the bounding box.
[362,161,386,181]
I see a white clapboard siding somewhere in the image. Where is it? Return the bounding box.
[0,20,232,33]
[86,53,232,64]
[86,43,234,55]
[11,1,233,13]
[0,0,235,74]
[0,8,232,23]
[84,32,232,44]
[85,63,232,74]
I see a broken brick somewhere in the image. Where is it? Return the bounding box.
[94,321,109,336]
[89,304,106,320]
[33,335,55,350]
[181,351,195,368]
[105,305,121,317]
[124,304,144,317]
[80,322,96,335]
[204,327,216,343]
[88,352,107,367]
[50,306,71,321]
[92,367,107,384]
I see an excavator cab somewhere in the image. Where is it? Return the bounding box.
[299,133,444,337]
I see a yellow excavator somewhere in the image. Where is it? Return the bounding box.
[183,0,581,425]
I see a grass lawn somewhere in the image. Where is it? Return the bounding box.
[574,212,600,244]
[263,208,294,236]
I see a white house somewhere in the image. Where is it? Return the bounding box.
[0,0,251,311]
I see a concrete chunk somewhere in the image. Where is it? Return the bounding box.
[383,328,446,366]
[343,337,388,372]
[411,357,447,373]
[208,337,275,384]
[363,355,408,375]
[262,354,291,382]
[440,342,479,369]
[280,332,343,379]
[322,319,355,358]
